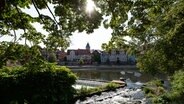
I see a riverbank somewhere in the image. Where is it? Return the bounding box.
[66,65,137,70]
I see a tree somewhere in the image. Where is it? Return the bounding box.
[98,0,183,102]
[0,42,43,68]
[0,0,104,66]
[92,51,101,64]
[100,0,184,75]
[101,36,129,55]
[134,0,184,75]
[0,0,103,46]
[48,52,57,63]
[79,58,84,65]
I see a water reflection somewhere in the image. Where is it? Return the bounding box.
[71,68,167,82]
[73,70,122,81]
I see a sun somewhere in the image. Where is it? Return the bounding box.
[86,0,96,13]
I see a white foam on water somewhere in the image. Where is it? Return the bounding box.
[75,79,150,104]
[73,84,95,89]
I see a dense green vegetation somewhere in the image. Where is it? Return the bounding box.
[0,42,43,68]
[48,52,57,63]
[152,70,184,104]
[79,58,84,65]
[0,63,77,104]
[143,79,166,98]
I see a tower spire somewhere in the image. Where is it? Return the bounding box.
[86,42,90,50]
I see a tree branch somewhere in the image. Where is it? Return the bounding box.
[42,0,59,25]
[13,4,27,45]
[13,29,17,43]
[32,0,45,24]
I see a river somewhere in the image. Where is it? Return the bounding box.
[70,66,167,82]
[70,66,167,104]
[75,79,152,104]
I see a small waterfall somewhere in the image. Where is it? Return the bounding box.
[75,79,151,104]
[76,79,108,87]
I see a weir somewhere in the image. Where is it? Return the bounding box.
[76,79,108,87]
[75,79,150,104]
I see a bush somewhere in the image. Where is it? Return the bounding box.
[104,82,120,90]
[76,82,120,97]
[160,70,184,103]
[48,52,57,63]
[77,86,91,96]
[146,79,163,87]
[143,87,154,95]
[0,63,77,104]
[143,79,166,100]
[79,58,84,65]
[150,70,184,104]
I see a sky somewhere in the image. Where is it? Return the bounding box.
[0,2,112,50]
[69,28,112,50]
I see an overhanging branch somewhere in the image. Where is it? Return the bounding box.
[13,4,27,45]
[32,0,45,24]
[42,0,59,25]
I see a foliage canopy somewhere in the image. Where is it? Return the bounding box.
[0,0,183,73]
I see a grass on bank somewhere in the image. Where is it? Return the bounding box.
[76,82,121,97]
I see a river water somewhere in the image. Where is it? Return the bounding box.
[71,67,167,104]
[71,67,167,82]
[75,79,151,104]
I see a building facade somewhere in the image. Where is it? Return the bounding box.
[40,43,136,65]
[66,43,92,65]
[101,49,128,65]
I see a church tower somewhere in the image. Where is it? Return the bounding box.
[86,43,90,50]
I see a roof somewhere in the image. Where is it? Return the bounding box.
[91,50,102,54]
[86,43,90,49]
[67,49,91,55]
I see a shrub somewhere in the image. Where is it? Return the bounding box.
[77,86,90,96]
[160,70,184,103]
[76,82,120,97]
[143,79,166,100]
[104,82,120,90]
[48,52,57,63]
[79,58,84,65]
[150,70,184,104]
[143,87,154,95]
[146,79,163,87]
[0,63,77,104]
